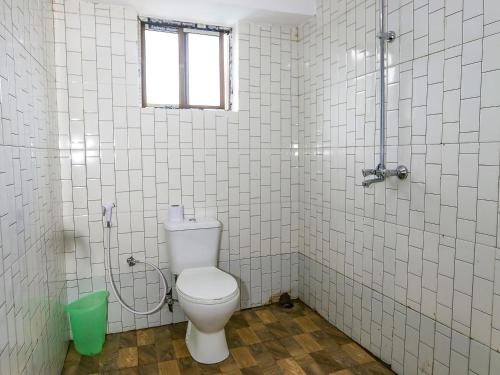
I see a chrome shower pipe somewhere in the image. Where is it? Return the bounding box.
[377,0,395,170]
[362,0,408,187]
[379,0,386,169]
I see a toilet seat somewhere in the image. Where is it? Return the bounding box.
[176,266,238,305]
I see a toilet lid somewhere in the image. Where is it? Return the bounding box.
[176,267,239,304]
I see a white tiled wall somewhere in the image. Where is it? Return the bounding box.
[0,0,67,373]
[54,0,300,333]
[298,0,500,374]
[4,0,499,371]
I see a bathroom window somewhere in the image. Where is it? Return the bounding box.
[141,19,231,109]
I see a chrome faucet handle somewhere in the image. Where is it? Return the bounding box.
[383,165,409,180]
[395,165,409,180]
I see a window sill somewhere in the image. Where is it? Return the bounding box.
[142,105,232,112]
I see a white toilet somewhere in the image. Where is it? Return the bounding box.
[165,217,239,364]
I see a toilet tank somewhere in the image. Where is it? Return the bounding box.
[164,217,222,275]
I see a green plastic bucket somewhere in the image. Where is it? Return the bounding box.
[65,290,110,356]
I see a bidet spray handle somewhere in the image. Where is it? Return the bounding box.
[102,203,115,227]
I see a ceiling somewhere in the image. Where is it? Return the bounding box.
[103,0,316,26]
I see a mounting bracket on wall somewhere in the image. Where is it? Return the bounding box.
[377,30,396,42]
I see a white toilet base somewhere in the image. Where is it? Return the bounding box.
[185,321,230,364]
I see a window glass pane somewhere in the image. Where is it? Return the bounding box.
[145,29,179,106]
[187,32,220,107]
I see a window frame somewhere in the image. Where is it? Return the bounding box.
[140,19,231,110]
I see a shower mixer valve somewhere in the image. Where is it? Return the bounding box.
[362,164,409,187]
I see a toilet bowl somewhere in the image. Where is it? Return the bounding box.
[165,217,240,363]
[176,266,239,364]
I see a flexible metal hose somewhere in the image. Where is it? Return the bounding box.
[105,225,168,315]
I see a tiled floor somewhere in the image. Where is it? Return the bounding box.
[62,301,394,374]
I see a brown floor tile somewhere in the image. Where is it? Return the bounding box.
[325,327,353,344]
[309,314,336,329]
[169,322,188,340]
[197,362,221,374]
[279,336,306,357]
[221,370,243,375]
[99,349,119,371]
[158,359,181,375]
[266,322,292,340]
[119,331,138,348]
[173,339,190,358]
[324,347,361,369]
[139,363,159,375]
[236,327,261,345]
[270,304,304,320]
[137,329,155,346]
[138,344,157,365]
[247,342,276,370]
[258,362,283,375]
[153,326,172,342]
[241,310,262,326]
[277,358,307,375]
[294,353,325,375]
[177,356,201,374]
[293,333,322,353]
[117,368,140,375]
[262,340,290,360]
[226,313,249,330]
[61,364,80,375]
[255,309,277,324]
[118,347,138,368]
[350,362,394,375]
[249,323,275,342]
[294,316,320,333]
[280,319,304,336]
[65,344,82,366]
[341,343,375,365]
[226,328,246,348]
[330,370,355,375]
[309,349,346,373]
[240,365,262,374]
[79,355,100,373]
[63,301,394,375]
[230,347,257,368]
[155,341,176,362]
[218,355,240,373]
[100,334,120,366]
[311,329,343,351]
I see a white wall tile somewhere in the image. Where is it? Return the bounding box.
[55,0,300,334]
[298,0,500,372]
[0,0,67,372]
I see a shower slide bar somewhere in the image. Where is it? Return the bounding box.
[362,0,409,187]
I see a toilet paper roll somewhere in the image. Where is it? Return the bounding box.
[168,205,184,223]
